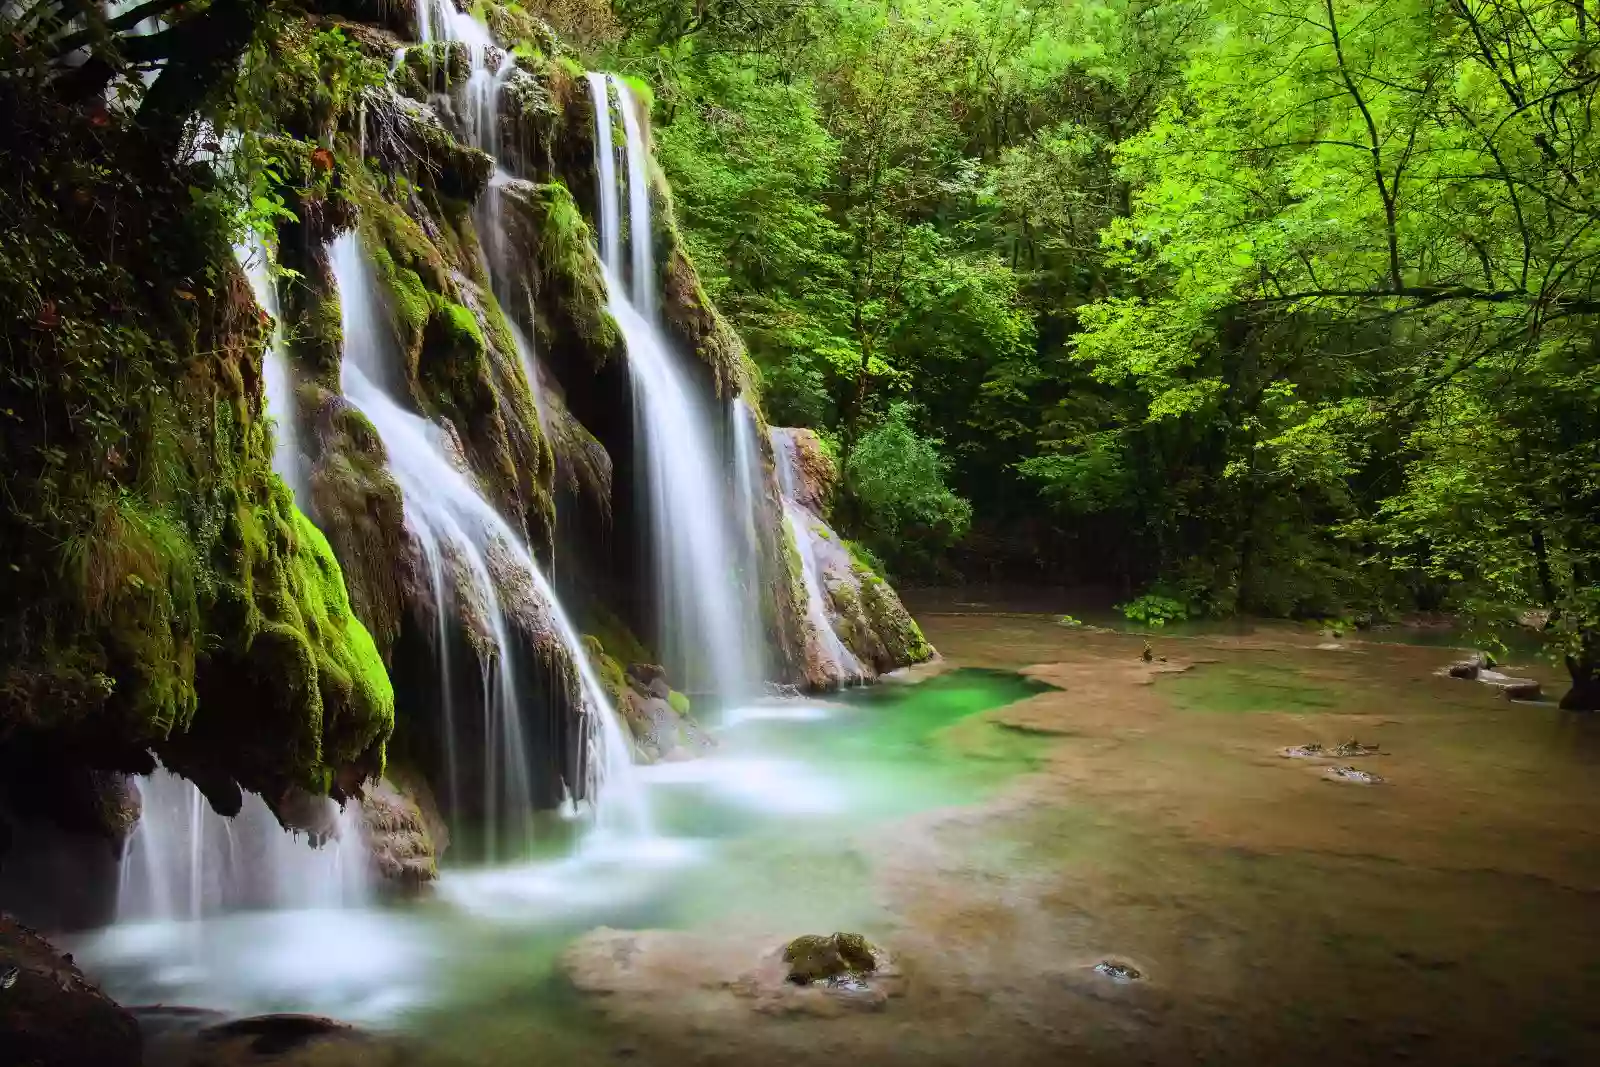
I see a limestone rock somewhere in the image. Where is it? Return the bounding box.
[360,773,445,891]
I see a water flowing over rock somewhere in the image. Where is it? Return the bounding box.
[771,428,935,688]
[2,0,931,948]
[116,769,370,921]
[589,72,765,701]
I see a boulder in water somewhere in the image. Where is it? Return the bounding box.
[0,913,140,1067]
[1447,660,1480,680]
[1324,766,1384,785]
[782,932,879,985]
[626,662,667,690]
[140,1012,409,1067]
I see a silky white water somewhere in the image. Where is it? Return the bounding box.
[731,398,769,674]
[116,768,368,924]
[331,233,649,851]
[237,234,310,508]
[771,428,865,684]
[591,74,763,700]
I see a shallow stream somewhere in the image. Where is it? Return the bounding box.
[73,671,1051,1056]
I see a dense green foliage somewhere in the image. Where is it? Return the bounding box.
[0,11,396,805]
[610,0,1600,702]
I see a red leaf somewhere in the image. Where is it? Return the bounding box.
[311,147,335,173]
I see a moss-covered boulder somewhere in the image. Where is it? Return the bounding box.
[782,932,880,985]
[0,87,395,810]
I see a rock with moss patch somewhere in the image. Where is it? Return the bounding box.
[782,932,880,985]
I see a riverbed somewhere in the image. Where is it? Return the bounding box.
[78,612,1600,1065]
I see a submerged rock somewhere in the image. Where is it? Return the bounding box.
[1324,766,1384,785]
[1093,960,1144,982]
[139,1011,409,1067]
[0,913,140,1067]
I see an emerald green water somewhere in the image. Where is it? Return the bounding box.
[79,669,1053,1055]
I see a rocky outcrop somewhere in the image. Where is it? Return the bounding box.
[359,771,446,891]
[583,640,714,763]
[770,427,935,689]
[0,84,394,820]
[0,914,141,1067]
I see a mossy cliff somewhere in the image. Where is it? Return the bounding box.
[0,0,934,861]
[0,73,393,820]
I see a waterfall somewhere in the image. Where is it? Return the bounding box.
[116,769,368,922]
[771,429,865,684]
[237,236,311,508]
[589,73,763,701]
[731,398,768,674]
[331,234,648,851]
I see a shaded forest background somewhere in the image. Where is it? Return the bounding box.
[581,0,1597,695]
[3,0,1595,698]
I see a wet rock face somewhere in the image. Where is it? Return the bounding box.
[360,773,446,891]
[0,913,140,1067]
[774,428,836,515]
[621,691,715,763]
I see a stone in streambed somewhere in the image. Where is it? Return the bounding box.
[1325,765,1384,785]
[782,932,879,985]
[142,1012,410,1067]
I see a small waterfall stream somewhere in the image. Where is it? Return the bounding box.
[116,769,368,922]
[331,234,648,852]
[238,231,310,508]
[731,398,768,665]
[589,74,763,701]
[771,429,865,684]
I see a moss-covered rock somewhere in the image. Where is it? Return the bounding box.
[782,932,880,985]
[307,393,416,654]
[497,178,620,373]
[0,91,394,808]
[858,568,934,667]
[652,171,744,396]
[360,769,446,890]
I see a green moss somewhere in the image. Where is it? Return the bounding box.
[619,74,654,115]
[667,689,691,717]
[282,506,395,770]
[856,567,935,666]
[582,634,629,712]
[539,181,620,355]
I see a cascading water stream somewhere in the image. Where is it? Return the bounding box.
[771,429,865,684]
[731,398,769,671]
[590,74,762,701]
[116,769,369,924]
[238,235,311,508]
[330,234,648,848]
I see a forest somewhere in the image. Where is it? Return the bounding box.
[594,0,1600,706]
[3,1,1599,1063]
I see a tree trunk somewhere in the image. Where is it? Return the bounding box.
[1560,632,1600,711]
